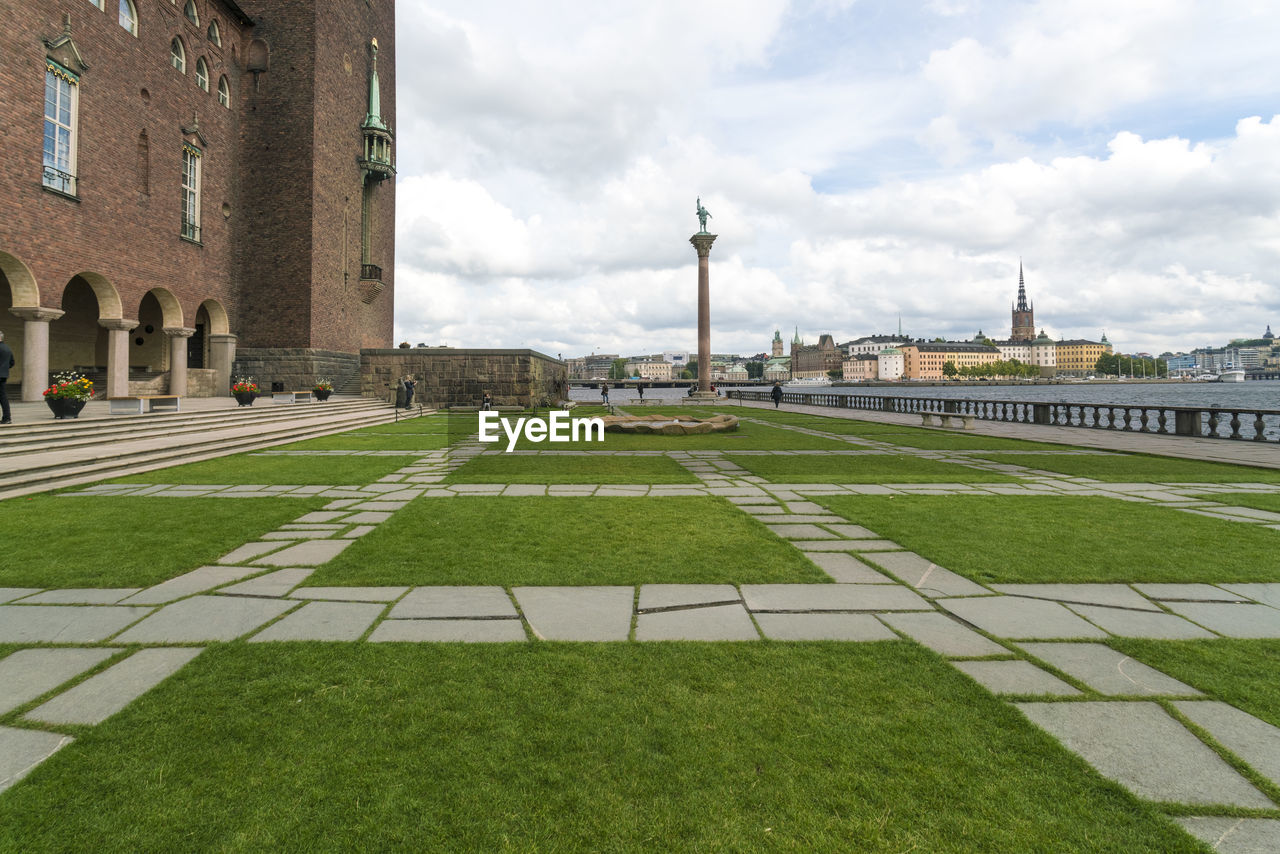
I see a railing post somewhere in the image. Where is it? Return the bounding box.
[1033,403,1050,425]
[1175,410,1200,436]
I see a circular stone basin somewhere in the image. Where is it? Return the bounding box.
[601,414,739,435]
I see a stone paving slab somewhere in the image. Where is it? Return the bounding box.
[369,619,527,643]
[1176,817,1280,854]
[764,524,838,539]
[740,505,786,514]
[343,511,394,524]
[115,596,296,643]
[1064,603,1216,639]
[938,597,1108,640]
[1219,583,1280,610]
[1015,701,1274,808]
[803,553,890,584]
[219,569,315,598]
[1018,643,1199,696]
[390,587,517,619]
[865,553,991,598]
[0,727,74,794]
[260,530,335,540]
[740,584,930,612]
[0,605,152,643]
[289,586,408,602]
[952,660,1082,696]
[789,539,902,552]
[1162,602,1280,637]
[17,588,143,605]
[783,501,827,513]
[636,604,759,641]
[515,587,634,641]
[755,514,840,524]
[121,566,266,605]
[878,612,1010,657]
[637,585,739,611]
[25,648,203,726]
[345,501,409,511]
[250,601,384,642]
[502,485,548,496]
[1133,583,1247,602]
[755,613,897,641]
[0,588,43,603]
[252,539,354,566]
[0,648,119,715]
[218,542,286,564]
[989,584,1160,611]
[819,524,879,539]
[1173,701,1280,788]
[296,511,351,523]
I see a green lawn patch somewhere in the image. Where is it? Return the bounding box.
[1205,493,1280,514]
[445,454,698,484]
[0,643,1196,852]
[310,496,826,586]
[0,495,322,588]
[726,453,1016,483]
[970,452,1280,482]
[818,495,1280,584]
[108,452,415,485]
[507,418,850,451]
[738,409,1080,451]
[1108,639,1280,730]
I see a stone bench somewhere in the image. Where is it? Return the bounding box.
[920,413,974,430]
[109,395,181,415]
[272,391,313,404]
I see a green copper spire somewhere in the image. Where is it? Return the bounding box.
[363,39,387,132]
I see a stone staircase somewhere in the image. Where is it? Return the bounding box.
[0,396,411,500]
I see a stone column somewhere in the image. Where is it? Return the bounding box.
[209,333,237,396]
[98,318,138,400]
[164,327,196,396]
[689,232,718,399]
[8,306,63,402]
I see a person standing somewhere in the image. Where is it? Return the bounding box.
[637,383,644,401]
[770,381,783,408]
[0,330,13,424]
[600,382,609,405]
[403,375,416,409]
[482,391,492,411]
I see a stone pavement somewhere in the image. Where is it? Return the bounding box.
[4,412,1280,849]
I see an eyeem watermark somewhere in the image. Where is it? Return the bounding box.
[478,410,605,452]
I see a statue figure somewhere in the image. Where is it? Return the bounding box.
[696,197,712,233]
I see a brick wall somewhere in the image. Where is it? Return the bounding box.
[361,350,569,409]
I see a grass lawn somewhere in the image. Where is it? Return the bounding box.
[971,452,1280,482]
[0,643,1197,853]
[309,496,828,586]
[445,453,699,484]
[275,415,456,451]
[0,495,322,588]
[108,452,416,485]
[818,495,1280,584]
[1109,639,1280,730]
[506,419,851,451]
[1190,493,1280,514]
[725,453,1017,483]
[735,409,1079,451]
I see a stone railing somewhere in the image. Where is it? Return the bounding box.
[728,391,1280,442]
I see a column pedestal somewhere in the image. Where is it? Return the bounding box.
[98,318,138,400]
[9,306,64,402]
[689,232,718,401]
[209,333,237,396]
[164,327,196,396]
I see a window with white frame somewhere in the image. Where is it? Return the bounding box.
[195,57,209,91]
[118,0,137,34]
[88,0,104,9]
[217,75,230,108]
[43,63,78,195]
[184,0,198,25]
[207,19,221,46]
[181,144,201,241]
[171,37,185,72]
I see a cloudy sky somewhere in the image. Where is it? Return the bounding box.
[391,0,1280,359]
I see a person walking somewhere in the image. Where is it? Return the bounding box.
[403,375,416,409]
[600,382,609,405]
[0,330,13,424]
[482,391,492,411]
[770,381,783,408]
[637,383,644,401]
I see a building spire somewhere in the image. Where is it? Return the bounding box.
[363,39,387,132]
[1015,259,1030,312]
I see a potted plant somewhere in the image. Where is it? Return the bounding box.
[43,371,94,419]
[312,378,333,401]
[231,377,259,406]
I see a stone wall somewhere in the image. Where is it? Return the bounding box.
[361,348,567,408]
[234,348,361,393]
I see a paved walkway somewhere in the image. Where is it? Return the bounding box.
[3,413,1280,849]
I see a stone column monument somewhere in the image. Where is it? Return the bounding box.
[689,197,718,402]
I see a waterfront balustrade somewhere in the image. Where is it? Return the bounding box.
[728,391,1280,442]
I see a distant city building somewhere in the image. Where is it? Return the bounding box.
[763,356,791,381]
[583,354,618,380]
[841,353,878,381]
[1010,262,1035,342]
[662,350,690,370]
[900,341,1001,380]
[625,358,672,380]
[877,347,904,380]
[1055,335,1112,377]
[996,329,1056,376]
[771,329,783,357]
[844,334,910,357]
[791,332,842,379]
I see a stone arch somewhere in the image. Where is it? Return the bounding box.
[199,298,230,334]
[0,251,41,307]
[68,271,124,320]
[142,287,183,329]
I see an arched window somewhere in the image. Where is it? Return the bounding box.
[195,57,209,91]
[88,0,105,10]
[207,19,221,46]
[171,37,185,73]
[217,75,231,108]
[183,0,198,25]
[118,0,137,34]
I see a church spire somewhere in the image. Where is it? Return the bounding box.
[1015,259,1030,312]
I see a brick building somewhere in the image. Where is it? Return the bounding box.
[0,0,395,400]
[790,332,841,379]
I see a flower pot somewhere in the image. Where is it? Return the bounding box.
[46,397,87,419]
[234,391,257,406]
[313,389,332,401]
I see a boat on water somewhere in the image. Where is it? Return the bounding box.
[1216,369,1246,383]
[791,377,833,386]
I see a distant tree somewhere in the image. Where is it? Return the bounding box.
[746,361,765,379]
[942,360,959,378]
[609,358,629,380]
[680,370,693,379]
[827,368,842,381]
[686,359,698,378]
